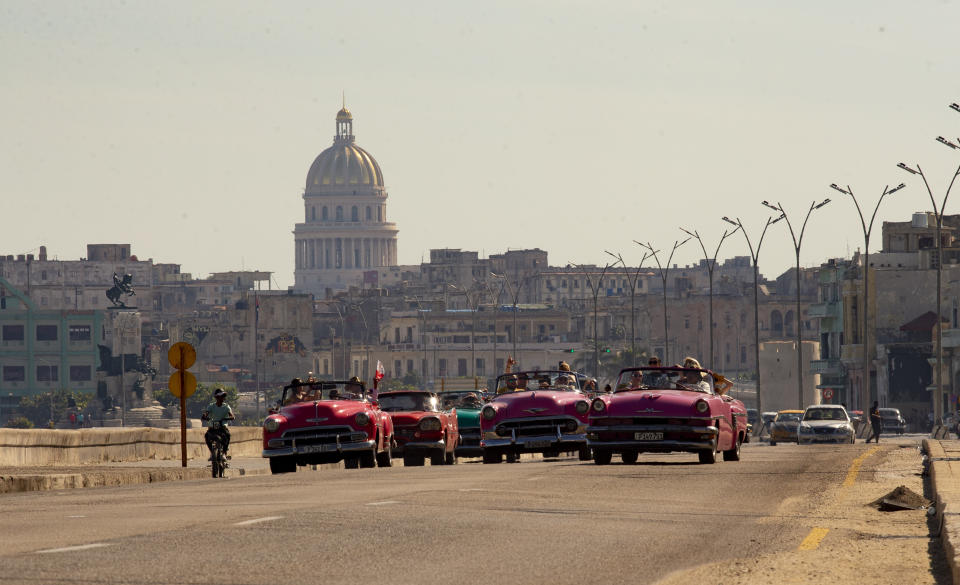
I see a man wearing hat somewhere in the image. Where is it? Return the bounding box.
[497,374,518,395]
[345,376,363,399]
[201,388,235,459]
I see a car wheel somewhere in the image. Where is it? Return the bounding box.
[769,439,777,446]
[593,449,612,465]
[506,452,518,464]
[723,435,742,462]
[344,457,360,469]
[403,453,425,467]
[359,449,376,468]
[430,449,445,466]
[445,451,457,465]
[698,448,717,464]
[578,446,592,461]
[621,451,638,464]
[376,442,393,467]
[269,457,296,475]
[482,451,502,464]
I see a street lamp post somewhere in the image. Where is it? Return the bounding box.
[679,225,741,370]
[636,239,690,365]
[605,250,653,360]
[899,150,960,424]
[829,182,904,412]
[722,214,783,425]
[761,198,831,410]
[491,273,526,367]
[572,262,613,379]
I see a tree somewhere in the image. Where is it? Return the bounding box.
[15,390,94,427]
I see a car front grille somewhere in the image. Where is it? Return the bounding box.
[281,426,359,446]
[496,417,578,437]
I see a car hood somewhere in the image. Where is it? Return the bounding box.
[773,420,801,428]
[801,420,852,429]
[278,400,369,424]
[492,391,586,418]
[389,411,441,427]
[604,390,710,417]
[456,407,481,428]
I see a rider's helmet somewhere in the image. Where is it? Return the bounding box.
[214,388,227,399]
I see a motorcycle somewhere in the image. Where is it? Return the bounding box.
[207,421,229,478]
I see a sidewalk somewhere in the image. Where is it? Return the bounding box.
[924,437,960,585]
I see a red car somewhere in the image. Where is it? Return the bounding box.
[587,366,748,465]
[262,379,394,474]
[378,390,459,466]
[480,370,592,464]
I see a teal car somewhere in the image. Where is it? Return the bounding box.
[439,391,485,457]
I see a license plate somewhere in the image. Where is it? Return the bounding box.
[634,432,663,441]
[525,440,552,449]
[299,444,334,454]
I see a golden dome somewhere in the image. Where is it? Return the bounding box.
[336,107,353,121]
[305,142,383,189]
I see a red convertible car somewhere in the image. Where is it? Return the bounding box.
[378,390,459,466]
[587,366,748,465]
[480,370,592,464]
[262,379,394,474]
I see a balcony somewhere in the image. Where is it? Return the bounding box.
[942,328,960,349]
[810,358,843,375]
[807,302,840,319]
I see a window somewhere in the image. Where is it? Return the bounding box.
[311,207,316,221]
[438,359,447,377]
[476,358,485,376]
[406,359,413,374]
[351,206,359,222]
[394,327,401,343]
[406,326,413,342]
[70,365,92,381]
[69,324,91,342]
[336,206,343,221]
[36,325,58,341]
[2,324,24,341]
[394,360,402,375]
[366,206,372,220]
[322,207,328,220]
[458,359,467,376]
[37,365,58,382]
[3,366,25,381]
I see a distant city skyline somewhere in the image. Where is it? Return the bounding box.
[3,1,959,290]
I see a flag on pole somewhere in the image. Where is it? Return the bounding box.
[372,360,385,396]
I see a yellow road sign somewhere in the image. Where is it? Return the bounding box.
[169,371,197,398]
[168,342,197,370]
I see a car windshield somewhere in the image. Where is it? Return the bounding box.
[614,367,715,394]
[281,380,365,405]
[438,392,483,409]
[494,371,581,393]
[879,409,900,417]
[776,412,802,422]
[803,408,848,422]
[378,393,439,412]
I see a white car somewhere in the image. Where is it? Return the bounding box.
[797,405,856,445]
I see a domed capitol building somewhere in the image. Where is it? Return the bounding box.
[293,106,399,297]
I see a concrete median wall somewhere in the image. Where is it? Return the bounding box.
[0,427,263,467]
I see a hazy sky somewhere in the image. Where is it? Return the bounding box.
[3,1,959,289]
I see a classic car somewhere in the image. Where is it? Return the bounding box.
[481,370,592,463]
[768,409,804,445]
[878,408,907,435]
[262,379,394,474]
[438,390,484,457]
[379,390,458,466]
[586,366,748,465]
[797,404,856,444]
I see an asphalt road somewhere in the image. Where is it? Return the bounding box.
[0,442,889,585]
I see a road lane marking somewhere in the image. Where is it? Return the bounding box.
[842,446,880,487]
[798,527,830,551]
[458,488,484,492]
[36,543,110,554]
[66,515,86,518]
[234,516,283,526]
[366,500,400,506]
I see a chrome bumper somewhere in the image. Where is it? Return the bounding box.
[481,429,587,450]
[393,439,446,453]
[586,424,718,451]
[262,439,376,458]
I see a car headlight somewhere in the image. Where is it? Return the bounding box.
[799,424,813,433]
[695,400,709,414]
[263,417,280,433]
[355,412,370,426]
[419,417,442,431]
[591,399,606,413]
[482,406,497,420]
[575,400,589,415]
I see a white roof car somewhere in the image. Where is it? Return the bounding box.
[798,405,855,445]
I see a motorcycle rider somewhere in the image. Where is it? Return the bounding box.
[202,388,235,460]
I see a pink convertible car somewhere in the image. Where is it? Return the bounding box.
[587,366,748,465]
[480,370,592,464]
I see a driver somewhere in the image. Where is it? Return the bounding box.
[460,393,481,408]
[344,376,363,399]
[201,388,235,459]
[555,375,573,389]
[497,375,518,394]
